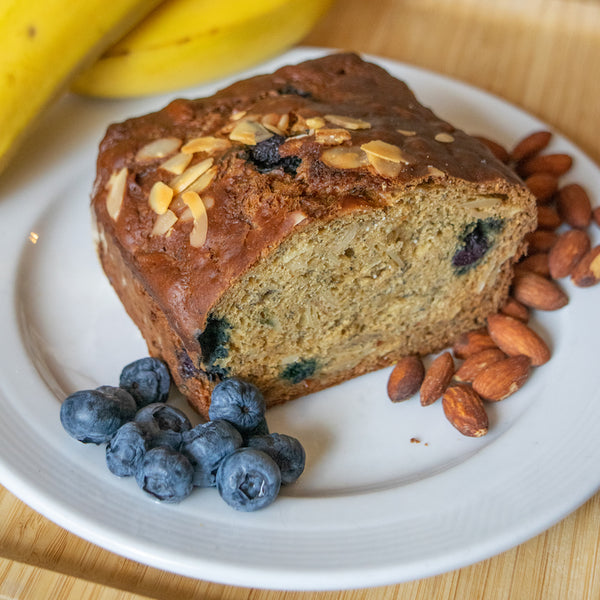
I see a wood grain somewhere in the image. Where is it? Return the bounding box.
[2,0,600,598]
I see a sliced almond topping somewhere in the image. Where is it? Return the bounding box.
[427,165,446,177]
[315,128,352,145]
[186,165,217,194]
[169,158,214,194]
[230,109,247,121]
[263,123,286,136]
[182,191,208,248]
[435,132,455,143]
[306,116,326,130]
[160,152,192,175]
[148,181,174,215]
[136,137,181,162]
[106,167,128,221]
[397,129,417,136]
[181,136,231,154]
[361,140,410,164]
[151,209,178,237]
[286,210,308,227]
[368,154,402,178]
[277,113,290,132]
[324,114,371,130]
[262,113,282,127]
[179,206,193,222]
[321,146,368,169]
[229,120,273,145]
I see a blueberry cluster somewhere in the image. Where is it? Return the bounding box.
[59,358,305,511]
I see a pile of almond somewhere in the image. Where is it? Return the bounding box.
[388,130,600,437]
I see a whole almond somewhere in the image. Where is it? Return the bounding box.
[525,230,559,254]
[511,271,568,311]
[536,205,562,230]
[442,384,489,437]
[518,153,573,178]
[487,314,551,366]
[571,245,600,287]
[472,355,531,401]
[525,172,558,203]
[511,131,552,162]
[452,328,498,359]
[474,136,509,163]
[420,351,455,406]
[500,297,530,322]
[548,229,591,279]
[387,356,425,402]
[514,253,550,277]
[454,348,506,382]
[556,184,592,229]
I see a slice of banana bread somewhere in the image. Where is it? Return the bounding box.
[92,52,536,417]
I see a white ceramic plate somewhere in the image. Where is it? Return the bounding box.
[1,48,599,591]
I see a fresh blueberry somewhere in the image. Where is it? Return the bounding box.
[247,433,306,485]
[216,448,281,512]
[96,386,137,419]
[181,420,243,487]
[209,378,266,434]
[60,388,136,444]
[106,422,149,477]
[246,135,301,175]
[119,357,171,408]
[134,403,191,451]
[240,415,269,445]
[135,446,194,503]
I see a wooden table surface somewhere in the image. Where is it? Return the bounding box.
[2,0,600,598]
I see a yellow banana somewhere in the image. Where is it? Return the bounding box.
[72,0,334,98]
[0,0,162,174]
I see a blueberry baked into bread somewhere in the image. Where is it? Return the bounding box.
[92,53,536,417]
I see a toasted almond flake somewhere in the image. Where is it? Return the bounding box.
[315,128,352,145]
[306,116,326,130]
[230,110,247,121]
[169,158,214,194]
[136,137,181,162]
[368,154,402,178]
[321,146,368,169]
[286,210,308,227]
[229,120,273,145]
[179,206,194,222]
[361,139,410,164]
[181,136,231,154]
[148,181,174,215]
[277,113,290,131]
[290,115,310,134]
[186,165,217,194]
[397,129,417,136]
[182,191,208,247]
[324,114,371,130]
[151,209,178,236]
[435,132,455,143]
[427,165,446,177]
[106,167,128,221]
[263,123,285,136]
[159,152,192,175]
[261,113,282,127]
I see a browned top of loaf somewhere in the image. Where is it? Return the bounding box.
[92,52,525,348]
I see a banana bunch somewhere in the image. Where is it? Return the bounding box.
[72,0,334,98]
[0,0,333,175]
[0,0,162,173]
